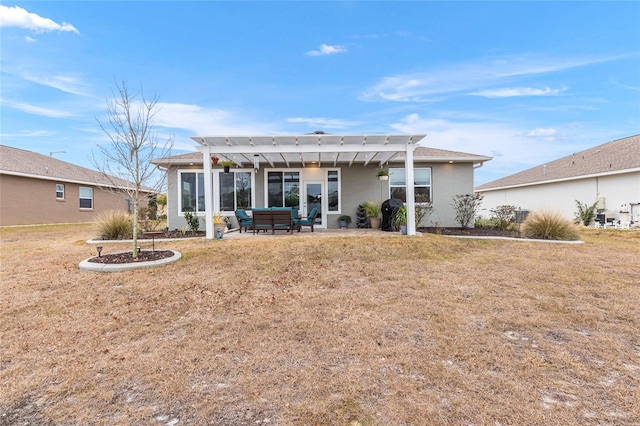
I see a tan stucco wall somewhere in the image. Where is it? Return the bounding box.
[0,174,133,226]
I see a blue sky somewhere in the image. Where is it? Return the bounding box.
[1,1,638,185]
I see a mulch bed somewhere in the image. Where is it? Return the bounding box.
[88,250,175,264]
[419,227,522,238]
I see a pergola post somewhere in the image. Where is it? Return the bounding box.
[202,147,214,239]
[405,144,416,236]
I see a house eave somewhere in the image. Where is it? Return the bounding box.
[0,170,151,192]
[476,167,640,192]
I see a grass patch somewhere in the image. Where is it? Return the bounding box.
[1,224,639,424]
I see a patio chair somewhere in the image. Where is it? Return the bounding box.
[235,209,253,233]
[295,208,319,232]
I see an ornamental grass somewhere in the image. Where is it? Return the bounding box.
[521,209,581,241]
[94,210,134,240]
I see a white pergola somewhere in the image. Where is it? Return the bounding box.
[192,134,427,238]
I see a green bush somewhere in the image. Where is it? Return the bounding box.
[574,199,599,226]
[521,210,580,241]
[475,217,501,229]
[184,211,200,234]
[94,210,133,240]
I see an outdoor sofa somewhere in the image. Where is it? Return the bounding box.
[250,207,296,234]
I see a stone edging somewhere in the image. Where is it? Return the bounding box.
[78,250,182,272]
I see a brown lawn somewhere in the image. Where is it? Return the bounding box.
[1,224,639,425]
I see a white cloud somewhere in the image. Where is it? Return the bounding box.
[154,102,277,135]
[1,98,75,118]
[389,113,575,185]
[306,43,347,56]
[0,130,53,138]
[360,54,621,103]
[21,73,91,96]
[471,86,564,98]
[521,128,561,142]
[0,5,79,34]
[25,35,36,43]
[287,117,358,129]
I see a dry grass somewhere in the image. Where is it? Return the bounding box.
[1,224,639,425]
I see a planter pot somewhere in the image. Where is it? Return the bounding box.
[400,225,407,235]
[369,217,381,229]
[339,221,348,229]
[223,166,230,173]
[214,223,226,238]
[378,175,389,181]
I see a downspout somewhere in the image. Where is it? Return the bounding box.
[405,144,416,236]
[203,146,214,239]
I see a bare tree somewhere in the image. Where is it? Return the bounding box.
[93,80,174,258]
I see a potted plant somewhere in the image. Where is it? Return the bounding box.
[363,201,382,229]
[391,205,408,234]
[211,156,219,166]
[221,160,234,173]
[390,203,433,235]
[376,169,389,180]
[338,215,352,229]
[212,211,228,238]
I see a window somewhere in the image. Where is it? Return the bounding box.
[268,171,299,208]
[180,172,207,213]
[389,168,431,203]
[180,170,254,213]
[220,171,252,211]
[56,183,65,200]
[327,170,339,212]
[79,187,93,209]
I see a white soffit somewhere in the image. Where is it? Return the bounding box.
[191,134,426,167]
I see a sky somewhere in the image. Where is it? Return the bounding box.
[1,1,639,185]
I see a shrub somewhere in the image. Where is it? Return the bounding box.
[475,217,501,229]
[574,199,599,226]
[94,210,133,240]
[490,205,517,230]
[452,193,483,229]
[521,210,580,240]
[137,206,163,232]
[184,211,200,234]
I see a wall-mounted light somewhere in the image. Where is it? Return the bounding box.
[253,155,260,171]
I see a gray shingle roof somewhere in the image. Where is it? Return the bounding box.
[476,135,640,191]
[0,145,141,189]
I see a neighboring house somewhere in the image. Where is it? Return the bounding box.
[475,135,640,224]
[151,133,492,238]
[0,145,152,226]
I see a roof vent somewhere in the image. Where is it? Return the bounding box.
[542,165,547,176]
